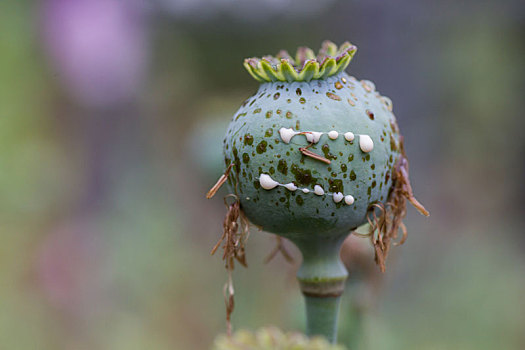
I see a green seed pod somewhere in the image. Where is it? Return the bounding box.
[213,41,428,343]
[225,47,397,237]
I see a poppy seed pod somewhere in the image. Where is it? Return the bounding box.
[210,41,428,343]
[224,42,398,237]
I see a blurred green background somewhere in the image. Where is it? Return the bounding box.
[0,0,524,349]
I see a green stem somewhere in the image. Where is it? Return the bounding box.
[303,295,342,342]
[292,234,349,343]
[340,290,365,349]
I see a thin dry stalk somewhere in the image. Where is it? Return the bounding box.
[206,163,234,199]
[223,271,234,336]
[299,147,331,164]
[264,235,295,264]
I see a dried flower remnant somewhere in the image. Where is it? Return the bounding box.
[365,140,429,272]
[209,194,250,335]
[206,164,234,199]
[299,147,331,164]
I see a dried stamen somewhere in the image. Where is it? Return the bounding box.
[264,235,294,264]
[299,147,331,164]
[211,194,250,335]
[206,163,234,199]
[364,137,429,272]
[223,271,234,336]
[398,162,430,216]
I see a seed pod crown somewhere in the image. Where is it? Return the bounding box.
[244,41,357,83]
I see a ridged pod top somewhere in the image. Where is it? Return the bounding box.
[243,41,357,83]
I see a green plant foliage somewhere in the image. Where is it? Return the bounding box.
[212,327,346,350]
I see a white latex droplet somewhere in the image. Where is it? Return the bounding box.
[311,132,323,143]
[359,135,374,152]
[344,195,355,205]
[328,130,339,140]
[279,128,297,144]
[305,133,313,143]
[284,183,297,191]
[344,132,355,142]
[333,192,343,203]
[259,174,279,190]
[314,185,324,196]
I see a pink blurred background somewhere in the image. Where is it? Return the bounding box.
[0,0,524,348]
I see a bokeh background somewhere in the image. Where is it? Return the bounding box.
[1,0,524,349]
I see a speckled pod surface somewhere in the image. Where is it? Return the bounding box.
[224,72,401,239]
